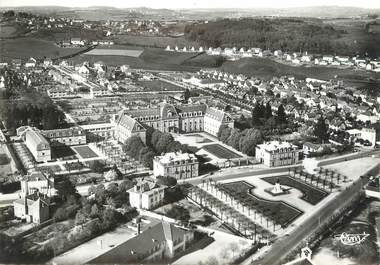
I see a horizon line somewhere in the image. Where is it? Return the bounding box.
[0,5,379,10]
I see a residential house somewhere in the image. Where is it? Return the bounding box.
[256,141,300,167]
[128,178,165,210]
[13,192,50,224]
[153,152,199,180]
[90,221,194,264]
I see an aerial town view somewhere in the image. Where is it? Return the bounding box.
[0,0,379,264]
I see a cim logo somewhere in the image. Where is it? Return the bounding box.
[335,232,369,246]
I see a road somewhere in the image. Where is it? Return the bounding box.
[249,175,369,265]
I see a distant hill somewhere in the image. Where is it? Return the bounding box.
[0,6,379,20]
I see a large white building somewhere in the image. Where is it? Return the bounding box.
[255,141,300,167]
[113,103,234,144]
[153,152,199,180]
[20,171,55,196]
[128,179,165,210]
[23,129,51,162]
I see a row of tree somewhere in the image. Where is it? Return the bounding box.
[218,127,264,156]
[123,127,191,169]
[251,102,287,127]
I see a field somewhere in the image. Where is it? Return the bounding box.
[51,146,77,160]
[202,144,242,159]
[69,48,219,71]
[85,48,143,57]
[72,146,98,159]
[0,37,85,60]
[262,176,328,205]
[0,25,16,38]
[221,181,302,227]
[221,57,380,81]
[135,80,185,91]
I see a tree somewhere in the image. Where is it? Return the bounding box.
[166,205,190,222]
[90,160,106,173]
[264,102,272,119]
[218,126,232,143]
[276,104,287,124]
[251,102,263,127]
[156,176,177,187]
[56,179,78,201]
[314,117,329,143]
[239,128,264,156]
[75,211,87,227]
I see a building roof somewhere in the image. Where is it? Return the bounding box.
[14,193,50,207]
[155,152,197,165]
[116,110,145,132]
[303,142,321,150]
[205,107,228,122]
[89,222,190,264]
[25,129,50,151]
[42,126,85,138]
[175,104,207,114]
[257,141,297,152]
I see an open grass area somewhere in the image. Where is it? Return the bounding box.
[72,146,98,159]
[202,144,242,159]
[135,79,185,91]
[85,48,143,57]
[262,176,328,205]
[0,38,85,60]
[51,146,77,160]
[221,181,302,227]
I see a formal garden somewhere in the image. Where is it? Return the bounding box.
[218,181,302,228]
[202,144,242,159]
[262,176,328,205]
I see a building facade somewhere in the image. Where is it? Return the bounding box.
[256,141,300,167]
[113,103,234,144]
[153,152,199,179]
[128,179,165,210]
[41,127,86,146]
[20,171,55,196]
[80,123,115,142]
[13,193,50,224]
[23,129,51,162]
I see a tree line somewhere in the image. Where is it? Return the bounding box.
[184,18,365,56]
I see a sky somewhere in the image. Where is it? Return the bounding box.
[1,0,380,9]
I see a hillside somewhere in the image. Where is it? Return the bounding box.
[184,18,380,57]
[220,57,380,81]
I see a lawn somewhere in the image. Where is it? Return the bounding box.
[52,146,77,160]
[221,181,303,227]
[0,38,85,60]
[135,80,185,91]
[84,48,143,57]
[261,176,328,205]
[202,144,242,159]
[72,146,98,159]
